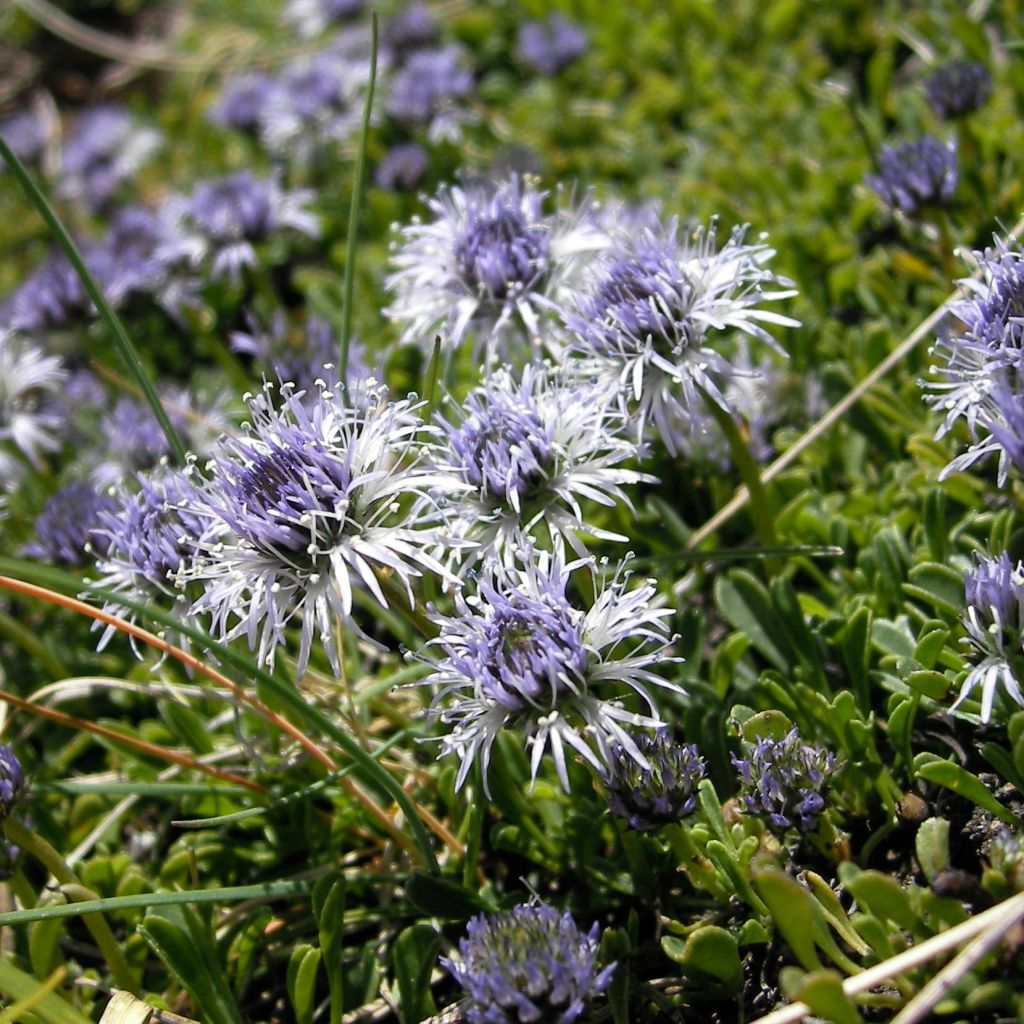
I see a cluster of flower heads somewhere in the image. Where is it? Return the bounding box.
[731,729,839,831]
[925,60,992,120]
[955,553,1024,723]
[927,238,1024,485]
[442,902,614,1024]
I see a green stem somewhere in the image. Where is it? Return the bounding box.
[934,209,958,283]
[339,12,379,390]
[697,386,777,551]
[3,818,138,993]
[0,137,187,466]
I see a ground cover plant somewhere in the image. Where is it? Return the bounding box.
[0,1,1024,1022]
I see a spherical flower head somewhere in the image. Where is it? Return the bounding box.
[91,468,208,653]
[386,176,609,367]
[925,61,992,119]
[385,44,473,142]
[564,219,798,454]
[0,745,26,818]
[90,396,192,489]
[58,105,161,211]
[374,142,429,192]
[442,902,615,1024]
[209,73,279,133]
[25,481,117,565]
[517,15,588,76]
[605,730,706,831]
[426,552,680,791]
[187,382,455,676]
[435,365,650,565]
[0,331,65,481]
[382,2,438,60]
[927,238,1024,452]
[160,172,319,282]
[953,553,1024,722]
[732,728,838,831]
[260,53,370,161]
[866,137,958,216]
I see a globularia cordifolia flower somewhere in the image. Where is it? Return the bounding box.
[374,142,429,192]
[385,45,474,142]
[282,0,364,39]
[927,239,1024,476]
[564,218,798,454]
[0,745,26,818]
[0,332,65,480]
[209,72,279,133]
[92,468,209,651]
[925,60,992,120]
[381,1,438,61]
[434,364,651,565]
[25,481,117,565]
[230,311,372,395]
[187,382,457,675]
[442,902,615,1024]
[954,553,1024,722]
[865,137,958,216]
[732,728,838,831]
[58,105,162,211]
[386,175,608,366]
[260,53,371,162]
[517,15,588,76]
[159,172,319,282]
[425,552,679,791]
[605,729,706,831]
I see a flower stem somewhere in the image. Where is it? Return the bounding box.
[697,386,777,551]
[3,818,138,994]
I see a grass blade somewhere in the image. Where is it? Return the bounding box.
[0,136,187,465]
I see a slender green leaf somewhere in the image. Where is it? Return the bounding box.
[0,137,186,464]
[0,962,92,1024]
[392,924,440,1024]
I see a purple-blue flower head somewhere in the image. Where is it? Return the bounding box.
[442,902,615,1024]
[865,137,958,216]
[732,728,838,831]
[160,172,319,281]
[605,730,706,831]
[925,60,992,120]
[517,15,588,76]
[425,551,679,791]
[386,175,608,366]
[564,218,798,454]
[26,481,117,565]
[58,105,161,211]
[91,468,209,654]
[90,396,193,489]
[954,553,1024,722]
[382,2,438,61]
[0,745,26,818]
[385,45,473,141]
[260,52,370,160]
[927,238,1024,472]
[434,364,650,565]
[374,142,429,192]
[186,382,457,675]
[209,73,279,133]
